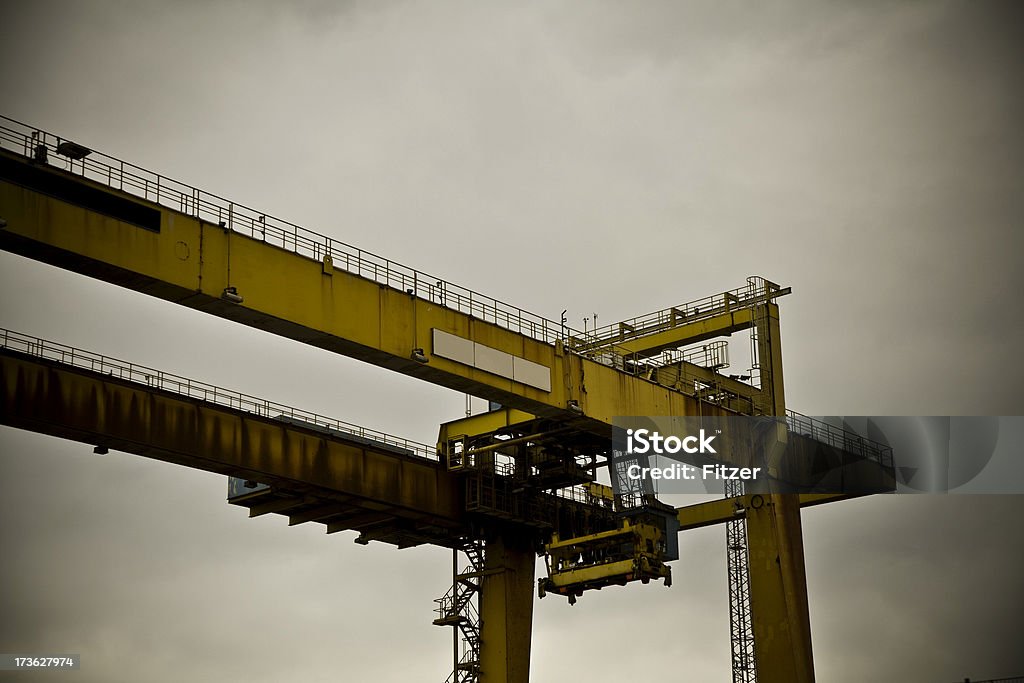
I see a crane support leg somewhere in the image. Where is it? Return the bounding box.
[746,493,814,683]
[479,534,535,683]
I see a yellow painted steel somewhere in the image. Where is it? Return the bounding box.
[479,535,535,683]
[656,357,761,399]
[746,494,815,683]
[437,409,537,446]
[0,349,464,532]
[541,520,673,600]
[675,493,857,532]
[677,496,750,531]
[755,302,787,416]
[0,151,737,436]
[546,559,635,587]
[603,308,756,358]
[745,302,816,683]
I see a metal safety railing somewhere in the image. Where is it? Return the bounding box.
[647,340,730,370]
[0,115,777,383]
[573,276,789,352]
[785,410,894,468]
[0,115,572,345]
[0,327,438,462]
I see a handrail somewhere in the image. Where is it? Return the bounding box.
[0,115,573,346]
[0,114,778,381]
[573,276,790,352]
[0,327,438,462]
[785,410,894,469]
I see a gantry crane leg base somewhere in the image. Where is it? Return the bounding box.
[479,534,535,683]
[746,493,815,683]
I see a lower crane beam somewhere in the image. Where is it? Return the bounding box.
[0,347,464,546]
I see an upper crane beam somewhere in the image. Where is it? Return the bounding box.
[0,132,743,440]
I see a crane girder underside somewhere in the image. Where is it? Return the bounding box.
[0,344,464,546]
[0,337,638,551]
[0,330,876,545]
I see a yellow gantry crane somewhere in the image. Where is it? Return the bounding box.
[0,115,894,683]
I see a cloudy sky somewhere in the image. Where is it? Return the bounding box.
[1,1,1022,681]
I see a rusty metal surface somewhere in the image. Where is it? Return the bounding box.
[0,348,465,543]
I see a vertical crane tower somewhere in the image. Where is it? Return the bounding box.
[0,116,895,682]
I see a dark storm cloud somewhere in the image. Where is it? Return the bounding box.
[1,1,1023,681]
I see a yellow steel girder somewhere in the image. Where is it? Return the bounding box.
[479,534,535,683]
[546,559,635,588]
[0,149,741,437]
[437,408,537,445]
[0,348,464,532]
[674,493,855,531]
[610,308,756,358]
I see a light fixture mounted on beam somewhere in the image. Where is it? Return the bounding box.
[221,287,243,304]
[56,140,92,161]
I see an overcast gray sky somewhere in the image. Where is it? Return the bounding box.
[1,1,1022,681]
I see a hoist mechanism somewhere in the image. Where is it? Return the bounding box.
[539,519,673,604]
[538,488,679,605]
[439,414,680,606]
